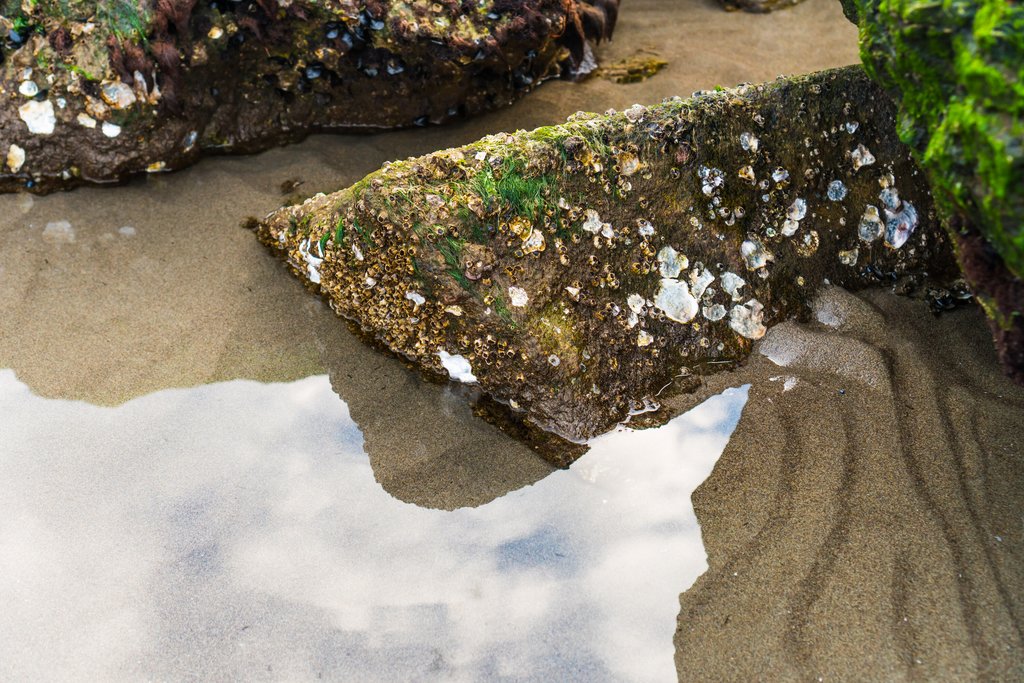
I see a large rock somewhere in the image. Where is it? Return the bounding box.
[257,66,956,444]
[840,0,1024,383]
[0,0,618,193]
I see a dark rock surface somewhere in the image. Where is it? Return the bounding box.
[718,0,806,13]
[0,0,619,193]
[257,66,956,446]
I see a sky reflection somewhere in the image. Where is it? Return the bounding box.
[0,369,747,682]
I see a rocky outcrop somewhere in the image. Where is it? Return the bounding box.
[0,0,619,193]
[257,66,956,443]
[840,0,1024,383]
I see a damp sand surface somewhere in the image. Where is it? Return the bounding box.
[1,0,1023,680]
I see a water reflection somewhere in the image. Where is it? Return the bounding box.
[0,369,747,681]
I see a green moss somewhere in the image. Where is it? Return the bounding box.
[848,0,1024,279]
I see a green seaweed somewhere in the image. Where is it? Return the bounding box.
[492,295,515,327]
[436,235,474,291]
[351,217,375,248]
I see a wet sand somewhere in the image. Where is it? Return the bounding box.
[2,0,1022,679]
[672,290,1024,680]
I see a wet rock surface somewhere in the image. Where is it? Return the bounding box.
[0,0,618,193]
[718,0,806,13]
[258,65,957,447]
[840,0,1024,384]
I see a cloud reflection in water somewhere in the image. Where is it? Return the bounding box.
[0,369,747,682]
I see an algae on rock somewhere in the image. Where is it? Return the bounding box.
[840,0,1024,382]
[0,0,619,192]
[258,66,955,446]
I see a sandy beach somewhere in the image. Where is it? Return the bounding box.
[1,0,1021,679]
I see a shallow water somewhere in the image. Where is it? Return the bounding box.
[0,368,746,681]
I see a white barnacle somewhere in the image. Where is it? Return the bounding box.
[654,278,698,324]
[437,350,477,384]
[617,151,641,176]
[18,80,38,97]
[657,245,688,278]
[698,165,725,196]
[827,180,848,201]
[782,218,800,237]
[689,267,715,300]
[100,80,136,109]
[637,330,654,347]
[627,293,646,314]
[729,299,767,339]
[787,198,807,221]
[581,209,606,234]
[101,122,122,138]
[637,219,655,237]
[879,187,900,211]
[740,239,773,270]
[740,131,759,153]
[851,143,876,171]
[6,144,25,173]
[720,271,746,301]
[624,103,647,122]
[298,238,323,284]
[858,205,884,243]
[884,201,919,249]
[703,303,727,321]
[509,286,529,307]
[76,113,97,128]
[405,290,426,307]
[18,100,56,135]
[522,229,545,254]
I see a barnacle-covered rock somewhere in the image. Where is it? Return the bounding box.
[0,0,619,193]
[840,0,1024,383]
[257,66,955,446]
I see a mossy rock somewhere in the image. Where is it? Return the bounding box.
[0,0,619,192]
[840,0,1024,383]
[258,66,955,448]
